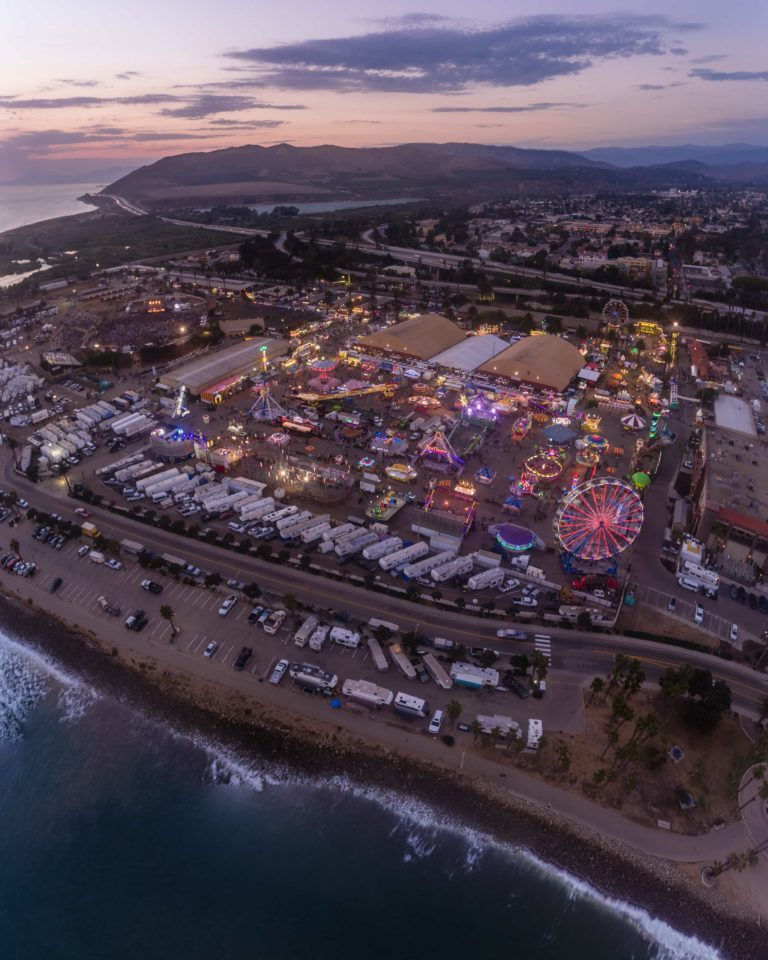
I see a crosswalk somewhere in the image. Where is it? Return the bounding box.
[533,634,552,663]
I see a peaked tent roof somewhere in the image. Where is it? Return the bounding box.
[476,335,584,392]
[357,313,465,361]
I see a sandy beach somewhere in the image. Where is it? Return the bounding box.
[1,588,765,960]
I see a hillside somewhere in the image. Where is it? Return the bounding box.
[103,141,711,209]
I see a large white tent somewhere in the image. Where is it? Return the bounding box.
[430,334,509,372]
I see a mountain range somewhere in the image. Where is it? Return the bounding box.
[103,141,768,209]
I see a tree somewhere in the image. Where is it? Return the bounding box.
[470,719,482,742]
[576,610,593,631]
[531,650,549,684]
[255,543,273,561]
[283,593,298,613]
[160,605,179,636]
[243,582,261,600]
[738,779,768,813]
[446,699,463,726]
[373,624,392,645]
[9,538,20,557]
[205,572,222,588]
[588,677,604,704]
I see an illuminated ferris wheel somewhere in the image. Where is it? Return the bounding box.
[602,299,630,327]
[554,478,643,561]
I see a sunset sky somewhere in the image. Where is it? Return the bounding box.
[2,0,767,182]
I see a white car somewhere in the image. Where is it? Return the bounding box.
[498,579,521,594]
[218,595,237,617]
[694,603,704,625]
[106,559,123,571]
[269,658,289,685]
[77,545,89,557]
[729,623,739,643]
[203,640,218,658]
[428,710,444,735]
[511,596,538,608]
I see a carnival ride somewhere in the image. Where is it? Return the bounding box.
[523,450,565,483]
[494,522,542,554]
[554,477,644,561]
[293,383,395,405]
[602,299,630,327]
[418,429,464,473]
[248,385,288,422]
[423,478,476,532]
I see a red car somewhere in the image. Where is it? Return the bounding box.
[74,507,92,518]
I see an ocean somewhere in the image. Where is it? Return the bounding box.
[0,624,725,960]
[0,183,103,235]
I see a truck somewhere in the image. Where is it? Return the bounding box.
[476,714,521,738]
[379,541,429,572]
[293,615,319,648]
[362,536,403,562]
[402,550,456,581]
[422,653,453,690]
[465,568,506,592]
[88,550,105,564]
[450,662,500,689]
[330,627,360,649]
[301,522,331,544]
[432,636,456,652]
[366,636,390,672]
[120,539,144,556]
[388,642,417,680]
[342,679,394,709]
[160,552,188,571]
[289,662,338,693]
[81,522,101,538]
[322,522,356,543]
[308,625,330,652]
[335,531,378,558]
[431,554,474,583]
[393,692,429,719]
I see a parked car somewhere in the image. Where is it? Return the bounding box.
[694,603,704,625]
[427,710,444,735]
[203,640,218,658]
[667,597,677,613]
[49,577,63,593]
[269,658,289,685]
[498,579,521,594]
[218,595,237,617]
[105,559,123,571]
[140,579,163,594]
[77,545,89,558]
[730,624,739,643]
[233,647,253,671]
[125,609,147,631]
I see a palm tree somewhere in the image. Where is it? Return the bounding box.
[470,719,482,742]
[446,699,463,726]
[160,605,179,636]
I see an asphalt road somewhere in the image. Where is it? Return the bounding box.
[6,453,768,718]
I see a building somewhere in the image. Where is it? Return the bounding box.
[357,313,465,361]
[430,334,509,373]
[159,337,289,403]
[476,335,584,392]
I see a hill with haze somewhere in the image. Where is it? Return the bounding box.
[103,141,714,210]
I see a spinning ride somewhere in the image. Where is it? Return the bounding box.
[554,478,643,561]
[602,299,630,327]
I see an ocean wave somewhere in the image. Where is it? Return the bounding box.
[0,627,100,738]
[188,750,723,958]
[0,628,724,960]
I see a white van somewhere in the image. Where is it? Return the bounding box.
[428,709,444,735]
[678,576,700,593]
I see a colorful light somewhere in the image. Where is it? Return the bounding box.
[554,478,643,561]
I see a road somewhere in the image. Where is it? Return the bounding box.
[6,454,767,718]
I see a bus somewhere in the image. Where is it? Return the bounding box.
[422,653,453,690]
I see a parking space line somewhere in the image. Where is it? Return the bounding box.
[192,635,208,654]
[186,633,199,651]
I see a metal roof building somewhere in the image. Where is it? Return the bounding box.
[160,337,289,401]
[357,313,465,360]
[430,334,509,372]
[476,335,584,392]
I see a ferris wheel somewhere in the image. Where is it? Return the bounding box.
[554,478,643,561]
[602,299,630,327]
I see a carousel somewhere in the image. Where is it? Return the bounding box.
[385,462,418,483]
[523,450,565,484]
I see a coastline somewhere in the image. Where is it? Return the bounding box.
[1,590,763,960]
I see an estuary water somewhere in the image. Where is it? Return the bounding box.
[0,626,724,960]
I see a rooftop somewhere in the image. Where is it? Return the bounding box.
[430,334,509,372]
[476,335,584,392]
[161,337,288,393]
[357,313,465,361]
[714,395,756,437]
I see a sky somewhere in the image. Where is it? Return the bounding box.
[2,0,768,182]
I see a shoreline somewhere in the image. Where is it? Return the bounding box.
[1,591,764,959]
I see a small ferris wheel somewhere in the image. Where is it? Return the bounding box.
[602,299,630,327]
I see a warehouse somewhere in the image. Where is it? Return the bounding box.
[476,335,584,392]
[430,334,509,372]
[160,337,289,403]
[357,313,465,361]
